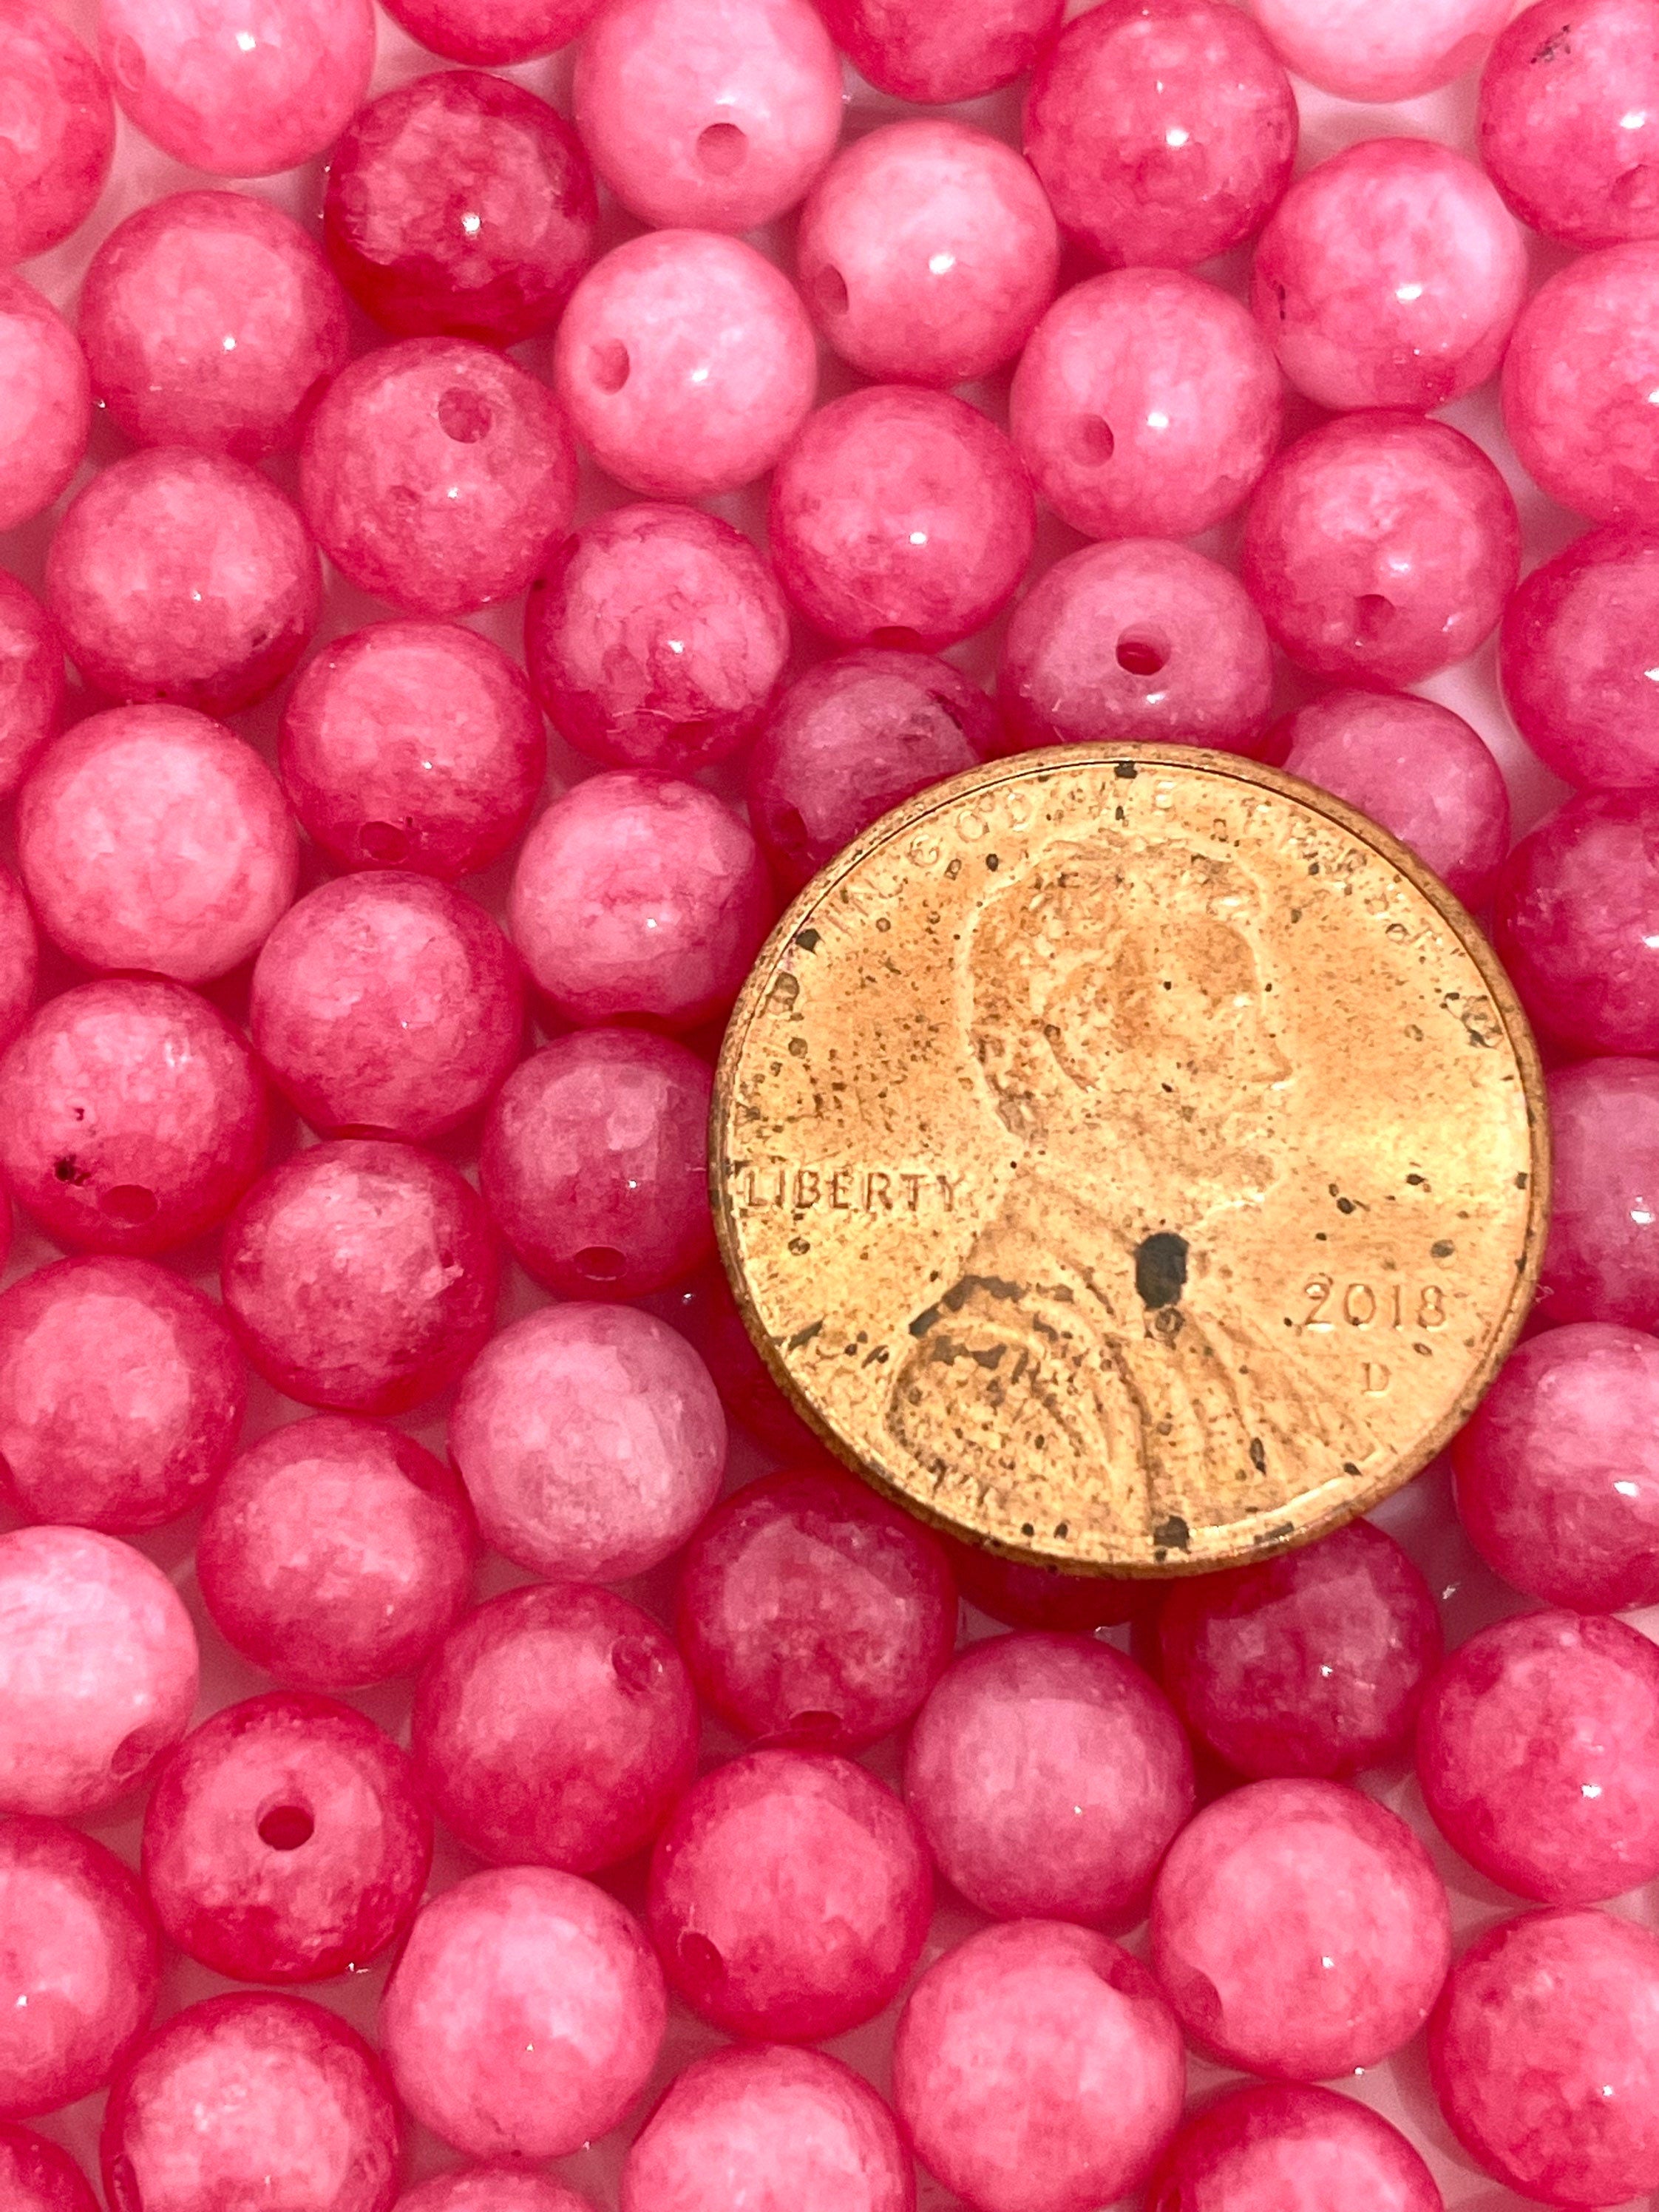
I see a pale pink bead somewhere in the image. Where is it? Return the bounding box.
[280,621,545,881]
[401,2177,594,2212]
[1241,415,1520,687]
[251,873,523,1142]
[574,0,842,232]
[1151,1778,1451,2079]
[895,1919,1186,2212]
[1480,0,1659,249]
[509,775,772,1031]
[1025,0,1296,270]
[1502,529,1659,790]
[943,1538,1149,1632]
[0,2126,100,2212]
[0,865,38,1054]
[1147,2084,1444,2212]
[1247,0,1510,99]
[198,1415,475,1690]
[0,3,114,264]
[1010,269,1282,543]
[798,120,1059,386]
[0,1525,198,1816]
[0,274,89,532]
[98,0,376,177]
[1430,1908,1659,2206]
[1494,794,1659,1054]
[554,233,816,501]
[381,1867,665,2161]
[1254,140,1527,414]
[450,1303,725,1583]
[0,980,268,1258]
[1502,245,1659,527]
[770,389,1034,651]
[819,0,1060,101]
[0,572,63,804]
[1280,691,1510,907]
[381,0,602,64]
[299,339,577,618]
[17,706,297,982]
[1540,1060,1659,1331]
[1000,539,1273,754]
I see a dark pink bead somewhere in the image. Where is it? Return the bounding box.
[401,2177,594,2212]
[1501,528,1659,790]
[1146,2084,1444,2212]
[1152,1779,1451,2079]
[1429,1907,1659,2206]
[818,0,1061,101]
[143,1692,431,1982]
[1249,0,1510,98]
[250,873,523,1143]
[279,620,545,882]
[414,1581,696,1873]
[679,1262,822,1459]
[554,232,816,501]
[381,1867,665,2160]
[0,1524,198,1816]
[102,1995,400,2212]
[0,274,89,532]
[1025,0,1296,270]
[1480,0,1659,248]
[220,1139,498,1415]
[943,1538,1149,1632]
[1502,245,1659,526]
[299,339,577,618]
[999,539,1273,754]
[381,0,603,63]
[1494,794,1659,1054]
[0,572,63,804]
[481,1031,713,1298]
[78,191,349,460]
[325,72,597,347]
[1241,414,1520,687]
[1541,1061,1659,1331]
[450,1303,725,1584]
[198,1415,475,1691]
[0,2125,100,2212]
[0,3,113,263]
[0,866,38,1055]
[894,1920,1185,2212]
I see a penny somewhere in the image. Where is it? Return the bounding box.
[713,744,1549,1578]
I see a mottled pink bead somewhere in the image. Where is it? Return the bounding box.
[554,233,815,501]
[1541,1060,1659,1330]
[509,775,771,1031]
[679,1262,822,1459]
[895,1919,1185,2212]
[220,1139,498,1415]
[451,1303,725,1584]
[1480,0,1659,248]
[198,1415,475,1691]
[819,0,1061,101]
[1494,794,1659,1053]
[1025,0,1296,271]
[1147,2084,1444,2212]
[415,1582,696,1872]
[299,339,577,618]
[1430,1907,1659,2207]
[381,1867,665,2161]
[0,274,89,532]
[381,0,602,63]
[0,2125,101,2212]
[102,1995,400,2212]
[1249,0,1508,98]
[1502,529,1659,790]
[401,2179,593,2212]
[1000,539,1273,754]
[943,1538,1149,1632]
[98,0,376,177]
[1011,269,1282,543]
[0,572,62,804]
[481,1031,714,1298]
[1502,245,1659,527]
[143,1693,431,1983]
[0,865,37,1055]
[0,2,114,264]
[280,621,545,882]
[1242,415,1520,687]
[0,980,268,1258]
[0,1525,198,1816]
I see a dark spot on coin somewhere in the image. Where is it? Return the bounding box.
[1115,761,1138,779]
[795,927,820,952]
[1153,1514,1190,1551]
[1249,1437,1266,1473]
[1431,1239,1454,1258]
[1135,1232,1188,1309]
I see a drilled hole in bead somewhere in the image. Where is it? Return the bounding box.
[1613,161,1659,212]
[814,263,849,317]
[787,1709,843,1742]
[611,1635,662,1693]
[109,2154,143,2212]
[101,1184,158,1225]
[258,1802,315,1851]
[1353,593,1395,640]
[438,387,492,443]
[678,1930,725,1981]
[574,1245,625,1282]
[359,820,409,864]
[872,625,923,651]
[1073,415,1116,464]
[1116,627,1170,677]
[588,339,630,393]
[666,718,718,759]
[696,121,747,174]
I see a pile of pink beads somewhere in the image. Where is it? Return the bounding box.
[5,0,1659,2205]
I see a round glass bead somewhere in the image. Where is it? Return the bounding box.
[0,2,114,264]
[1479,0,1659,249]
[1502,243,1659,526]
[1538,1059,1659,1330]
[0,274,92,533]
[1493,793,1659,1054]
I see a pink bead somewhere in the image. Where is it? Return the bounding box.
[622,2046,911,2212]
[509,775,771,1031]
[1501,529,1659,790]
[770,388,1034,651]
[280,620,545,882]
[1541,1060,1659,1330]
[481,1032,713,1297]
[102,1994,400,2212]
[943,1538,1149,1632]
[0,1525,198,1816]
[381,1867,665,2161]
[400,2178,594,2212]
[0,865,38,1054]
[678,1263,822,1459]
[1494,795,1659,1054]
[1248,0,1509,98]
[220,1139,498,1414]
[554,233,815,501]
[98,0,375,177]
[747,648,1002,892]
[381,0,601,63]
[198,1415,475,1690]
[525,505,789,774]
[1241,415,1520,687]
[1279,691,1510,908]
[250,872,524,1142]
[0,1818,157,2118]
[299,339,577,618]
[574,0,842,232]
[143,1692,431,1982]
[414,1581,696,1872]
[1502,245,1659,526]
[648,1748,931,2040]
[675,1465,957,1751]
[1254,140,1525,414]
[1429,1907,1659,2206]
[0,2125,101,2212]
[1010,269,1283,543]
[0,572,62,804]
[0,3,114,264]
[1025,0,1296,271]
[894,1919,1185,2212]
[0,980,268,1258]
[999,539,1273,754]
[1480,0,1659,248]
[1147,2084,1444,2212]
[818,0,1061,101]
[0,274,89,532]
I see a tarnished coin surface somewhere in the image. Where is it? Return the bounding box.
[713,744,1549,1578]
